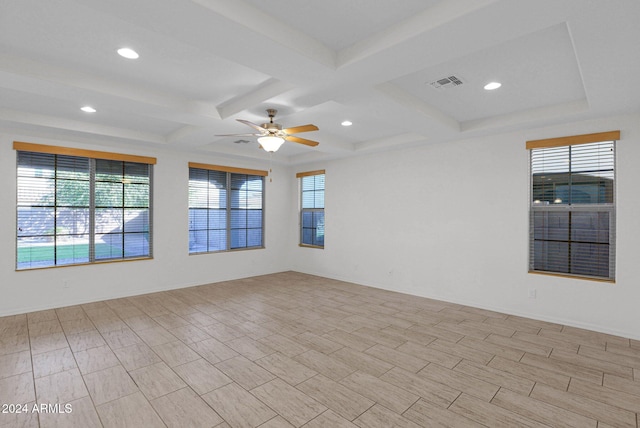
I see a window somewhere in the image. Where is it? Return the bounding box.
[188,163,266,253]
[527,131,618,280]
[15,142,155,270]
[298,170,325,248]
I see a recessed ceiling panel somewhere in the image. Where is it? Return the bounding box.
[390,23,586,122]
[243,0,438,51]
[0,88,179,136]
[0,0,270,103]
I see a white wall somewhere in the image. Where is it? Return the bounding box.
[291,113,640,340]
[0,133,293,315]
[3,113,640,341]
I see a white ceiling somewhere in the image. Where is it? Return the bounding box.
[1,0,639,164]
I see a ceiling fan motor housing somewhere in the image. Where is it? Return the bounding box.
[261,122,283,133]
[262,109,282,134]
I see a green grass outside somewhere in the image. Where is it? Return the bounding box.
[17,243,120,263]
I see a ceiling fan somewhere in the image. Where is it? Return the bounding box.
[217,109,319,152]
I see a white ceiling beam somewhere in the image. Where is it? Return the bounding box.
[0,54,220,124]
[217,78,296,119]
[376,83,460,132]
[354,133,427,153]
[0,108,166,144]
[461,98,590,132]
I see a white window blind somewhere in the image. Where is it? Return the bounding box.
[188,163,266,253]
[15,142,154,270]
[297,170,325,247]
[527,132,617,280]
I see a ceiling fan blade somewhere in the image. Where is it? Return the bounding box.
[215,133,262,137]
[237,119,267,133]
[285,135,319,147]
[283,124,319,134]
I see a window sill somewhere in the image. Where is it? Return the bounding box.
[189,246,265,255]
[528,270,614,283]
[299,244,324,250]
[16,256,153,272]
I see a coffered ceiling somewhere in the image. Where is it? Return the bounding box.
[1,0,639,164]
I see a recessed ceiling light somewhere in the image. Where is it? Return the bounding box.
[484,82,502,90]
[341,120,353,126]
[80,106,96,113]
[117,47,139,59]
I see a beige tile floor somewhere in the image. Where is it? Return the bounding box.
[0,271,639,427]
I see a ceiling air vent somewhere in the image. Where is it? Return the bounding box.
[428,75,465,90]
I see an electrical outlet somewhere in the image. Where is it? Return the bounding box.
[528,288,537,299]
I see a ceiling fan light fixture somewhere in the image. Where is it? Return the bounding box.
[257,136,285,152]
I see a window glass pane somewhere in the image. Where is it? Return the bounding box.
[314,191,324,208]
[302,211,313,228]
[230,189,246,209]
[189,230,208,253]
[96,208,123,233]
[533,241,569,273]
[18,207,54,237]
[208,186,227,209]
[531,146,568,204]
[124,162,149,184]
[96,159,123,182]
[246,190,262,209]
[246,175,263,191]
[57,179,90,206]
[17,236,55,269]
[208,230,226,252]
[124,233,149,257]
[56,156,89,180]
[17,177,55,206]
[209,170,227,193]
[571,211,609,243]
[570,243,609,277]
[231,174,247,190]
[95,233,123,259]
[302,229,313,246]
[231,210,246,229]
[230,229,247,248]
[189,168,208,181]
[55,235,90,265]
[247,210,262,228]
[57,208,90,236]
[302,176,315,191]
[247,228,262,247]
[302,191,315,209]
[189,209,208,231]
[189,183,208,208]
[17,152,55,178]
[96,182,123,207]
[124,209,149,233]
[125,183,149,207]
[313,211,325,246]
[533,212,569,241]
[208,209,226,230]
